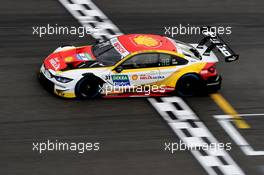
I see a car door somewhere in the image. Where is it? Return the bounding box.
[158,53,189,83]
[110,53,161,88]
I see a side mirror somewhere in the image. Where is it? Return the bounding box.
[115,66,123,73]
[95,39,105,44]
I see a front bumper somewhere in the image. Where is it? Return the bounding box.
[204,75,222,92]
[38,72,55,93]
[38,65,76,98]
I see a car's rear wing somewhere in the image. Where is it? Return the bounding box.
[196,27,239,62]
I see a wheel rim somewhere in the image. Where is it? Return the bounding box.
[177,75,199,96]
[79,80,99,98]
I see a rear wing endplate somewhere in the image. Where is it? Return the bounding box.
[197,27,239,62]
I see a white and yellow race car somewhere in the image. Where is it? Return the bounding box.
[39,32,238,99]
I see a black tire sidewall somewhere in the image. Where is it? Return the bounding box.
[75,77,101,99]
[176,74,202,96]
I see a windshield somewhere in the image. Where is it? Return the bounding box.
[92,40,123,66]
[174,40,202,60]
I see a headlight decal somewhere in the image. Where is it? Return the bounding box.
[54,75,73,83]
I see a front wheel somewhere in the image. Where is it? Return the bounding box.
[75,77,101,99]
[175,74,202,97]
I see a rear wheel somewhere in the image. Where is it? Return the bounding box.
[175,74,202,96]
[75,77,101,99]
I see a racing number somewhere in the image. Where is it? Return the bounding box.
[211,38,232,57]
[105,75,111,80]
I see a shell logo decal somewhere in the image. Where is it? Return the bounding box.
[132,74,138,80]
[133,35,160,47]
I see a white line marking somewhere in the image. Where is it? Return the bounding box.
[237,113,264,117]
[149,97,245,175]
[59,0,123,40]
[215,114,264,156]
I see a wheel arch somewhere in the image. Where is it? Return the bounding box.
[74,73,105,99]
[81,73,106,85]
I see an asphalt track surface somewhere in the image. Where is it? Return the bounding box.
[0,0,264,174]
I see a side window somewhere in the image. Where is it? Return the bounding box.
[159,54,171,66]
[121,53,159,69]
[159,54,188,66]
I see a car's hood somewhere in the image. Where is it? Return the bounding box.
[44,46,97,71]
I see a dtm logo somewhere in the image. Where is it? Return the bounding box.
[49,58,60,70]
[111,75,130,86]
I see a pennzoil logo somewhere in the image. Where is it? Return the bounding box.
[133,35,160,47]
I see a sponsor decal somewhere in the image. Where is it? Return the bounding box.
[111,75,130,86]
[64,56,74,63]
[131,74,138,80]
[49,57,60,70]
[104,75,111,81]
[76,52,94,61]
[110,38,129,58]
[133,35,160,47]
[139,74,165,80]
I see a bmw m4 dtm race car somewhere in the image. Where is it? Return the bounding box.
[39,31,238,99]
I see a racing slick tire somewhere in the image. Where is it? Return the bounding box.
[75,76,101,99]
[175,74,202,97]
